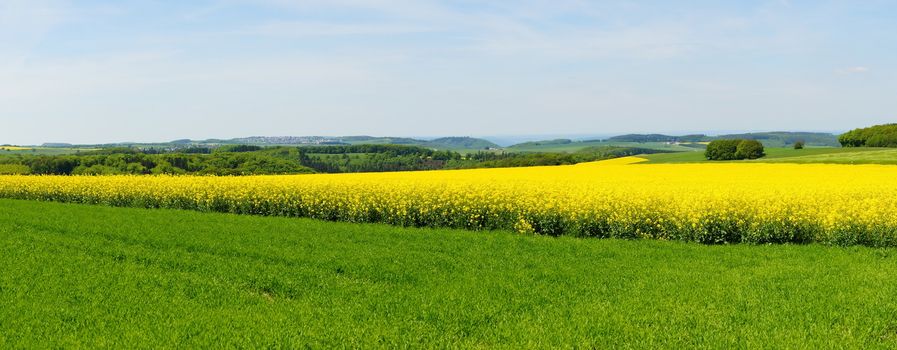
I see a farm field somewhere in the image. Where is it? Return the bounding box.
[760,148,897,165]
[6,1,897,347]
[3,157,897,246]
[639,146,884,163]
[507,140,699,153]
[2,199,897,348]
[0,147,98,156]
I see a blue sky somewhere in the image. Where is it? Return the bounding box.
[1,0,895,144]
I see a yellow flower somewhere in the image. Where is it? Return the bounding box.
[1,157,896,245]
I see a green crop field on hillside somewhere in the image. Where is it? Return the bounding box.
[2,199,897,348]
[760,148,897,164]
[639,147,887,164]
[507,140,698,153]
[0,147,98,156]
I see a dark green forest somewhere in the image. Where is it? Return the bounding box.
[0,144,664,175]
[839,124,897,147]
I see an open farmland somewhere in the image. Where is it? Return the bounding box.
[507,140,699,153]
[2,199,897,348]
[3,157,897,246]
[640,147,882,163]
[0,147,99,156]
[760,148,897,165]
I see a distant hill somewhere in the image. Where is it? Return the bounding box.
[124,135,500,150]
[715,132,840,147]
[38,132,839,152]
[327,136,500,150]
[338,136,423,145]
[103,135,502,151]
[606,132,839,147]
[510,139,574,148]
[606,134,710,143]
[33,135,499,151]
[424,137,500,150]
[227,136,346,145]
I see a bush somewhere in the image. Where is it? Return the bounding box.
[839,124,897,147]
[705,140,741,160]
[706,139,764,160]
[72,165,124,175]
[866,133,897,148]
[735,139,765,159]
[151,161,186,175]
[793,141,805,149]
[216,144,263,153]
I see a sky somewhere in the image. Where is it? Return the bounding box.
[1,0,896,145]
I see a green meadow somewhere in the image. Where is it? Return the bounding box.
[2,199,896,348]
[639,147,892,164]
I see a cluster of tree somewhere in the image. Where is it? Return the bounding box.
[299,153,453,173]
[0,152,313,176]
[216,144,264,153]
[75,146,213,155]
[423,137,500,150]
[839,124,897,147]
[291,145,462,173]
[297,144,460,159]
[0,144,668,176]
[705,139,765,160]
[509,139,574,148]
[456,152,580,168]
[0,145,457,175]
[452,147,668,169]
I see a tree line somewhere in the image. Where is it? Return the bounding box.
[0,144,665,175]
[705,139,765,160]
[839,124,897,147]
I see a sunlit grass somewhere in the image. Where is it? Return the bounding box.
[2,199,896,348]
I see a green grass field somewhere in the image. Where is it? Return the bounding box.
[2,199,897,348]
[760,148,897,164]
[507,140,698,153]
[639,147,887,164]
[0,147,98,156]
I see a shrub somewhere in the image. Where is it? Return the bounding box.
[706,139,765,160]
[705,140,740,160]
[151,161,186,175]
[866,133,897,148]
[72,165,124,175]
[216,144,264,153]
[793,141,805,149]
[839,124,897,147]
[735,139,765,159]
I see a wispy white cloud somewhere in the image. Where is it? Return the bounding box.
[840,66,870,74]
[245,20,436,37]
[234,0,819,62]
[0,50,383,102]
[0,0,69,63]
[2,0,896,144]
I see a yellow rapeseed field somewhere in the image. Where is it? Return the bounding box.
[2,156,896,246]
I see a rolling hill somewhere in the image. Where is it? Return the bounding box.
[523,132,840,149]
